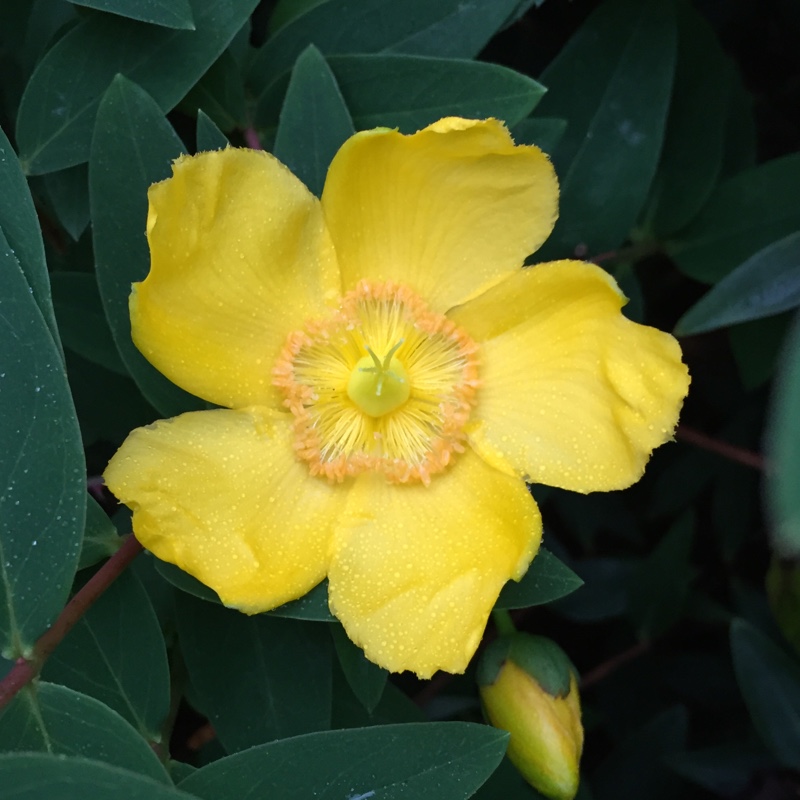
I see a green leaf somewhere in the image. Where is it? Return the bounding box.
[175,592,333,752]
[647,1,734,237]
[729,314,792,390]
[333,55,543,133]
[0,124,60,348]
[730,618,800,770]
[16,0,257,174]
[593,707,688,800]
[667,743,773,797]
[41,568,169,740]
[676,232,800,335]
[273,45,354,198]
[667,153,800,284]
[155,560,335,621]
[91,75,205,417]
[627,513,696,639]
[0,754,198,799]
[0,230,84,659]
[65,351,159,446]
[195,109,229,151]
[65,0,195,30]
[42,164,91,241]
[78,494,121,570]
[534,0,677,259]
[766,313,800,557]
[495,547,583,610]
[51,271,126,374]
[331,623,387,713]
[0,682,169,782]
[180,50,247,131]
[510,116,567,155]
[719,77,757,181]
[249,0,527,92]
[178,722,508,800]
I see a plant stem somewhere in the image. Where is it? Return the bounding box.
[0,534,143,711]
[676,424,765,471]
[492,609,517,637]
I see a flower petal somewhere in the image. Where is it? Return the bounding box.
[134,148,340,410]
[449,261,690,492]
[321,117,558,312]
[328,448,541,678]
[104,406,346,612]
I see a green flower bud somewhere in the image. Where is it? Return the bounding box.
[478,634,583,800]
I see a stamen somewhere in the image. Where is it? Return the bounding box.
[272,282,480,484]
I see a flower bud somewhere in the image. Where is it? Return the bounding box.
[478,634,583,800]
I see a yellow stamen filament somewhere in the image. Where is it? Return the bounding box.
[272,281,480,484]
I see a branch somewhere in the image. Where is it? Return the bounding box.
[676,424,766,471]
[0,534,143,710]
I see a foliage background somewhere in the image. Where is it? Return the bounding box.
[1,0,800,797]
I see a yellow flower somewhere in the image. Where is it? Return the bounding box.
[104,117,689,679]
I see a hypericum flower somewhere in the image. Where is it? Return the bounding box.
[104,117,689,678]
[478,634,583,800]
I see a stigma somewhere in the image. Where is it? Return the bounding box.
[272,281,480,484]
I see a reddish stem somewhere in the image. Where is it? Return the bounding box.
[0,534,143,710]
[243,127,263,150]
[581,640,651,689]
[676,424,766,471]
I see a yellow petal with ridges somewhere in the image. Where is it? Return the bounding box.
[328,448,541,678]
[134,148,340,410]
[104,406,347,612]
[321,117,558,313]
[449,260,690,492]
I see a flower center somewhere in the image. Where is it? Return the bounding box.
[272,281,480,484]
[347,341,410,418]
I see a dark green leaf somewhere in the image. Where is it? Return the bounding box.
[51,271,126,374]
[65,350,159,446]
[155,559,335,621]
[0,230,84,657]
[331,622,387,713]
[551,558,634,622]
[175,592,333,752]
[42,164,91,241]
[719,77,757,181]
[332,672,424,729]
[730,618,800,769]
[510,116,567,155]
[667,743,773,796]
[0,682,169,782]
[180,50,247,131]
[78,494,121,570]
[178,722,508,800]
[676,232,800,335]
[268,0,326,34]
[65,0,195,30]
[16,0,257,174]
[273,45,354,197]
[593,707,688,800]
[496,547,583,609]
[534,0,677,259]
[0,124,59,348]
[250,0,527,92]
[667,153,800,284]
[42,568,169,740]
[91,75,205,417]
[627,514,696,639]
[0,754,198,799]
[729,313,792,390]
[195,110,229,151]
[337,55,543,133]
[766,313,800,558]
[648,1,733,237]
